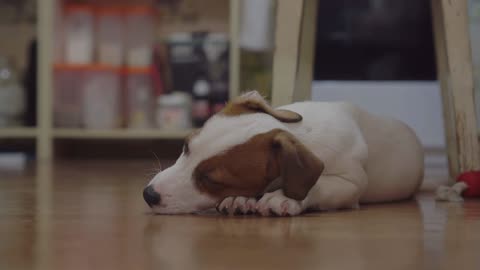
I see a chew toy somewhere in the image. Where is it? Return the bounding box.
[436,171,480,201]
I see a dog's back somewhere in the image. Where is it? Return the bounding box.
[279,101,424,203]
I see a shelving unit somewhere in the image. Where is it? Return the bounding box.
[0,0,241,160]
[2,0,315,160]
[0,128,37,139]
[53,128,193,139]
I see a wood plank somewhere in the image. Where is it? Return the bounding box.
[2,160,480,270]
[293,0,318,103]
[271,0,304,107]
[437,0,480,174]
[431,0,459,181]
[229,0,241,99]
[36,0,54,160]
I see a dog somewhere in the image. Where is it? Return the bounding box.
[143,91,424,216]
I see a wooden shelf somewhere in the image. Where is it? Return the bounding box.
[53,128,193,139]
[18,0,239,159]
[0,128,37,139]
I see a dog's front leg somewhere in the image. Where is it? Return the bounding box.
[255,160,367,216]
[216,192,304,216]
[304,162,367,211]
[255,190,305,216]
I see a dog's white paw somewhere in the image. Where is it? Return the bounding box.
[256,190,304,217]
[216,196,257,215]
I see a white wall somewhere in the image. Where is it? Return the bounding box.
[311,80,448,169]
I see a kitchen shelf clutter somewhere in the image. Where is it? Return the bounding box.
[53,1,229,132]
[0,0,240,159]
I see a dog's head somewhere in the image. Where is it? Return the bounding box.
[144,91,324,214]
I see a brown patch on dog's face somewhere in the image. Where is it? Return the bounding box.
[193,130,280,199]
[193,129,325,201]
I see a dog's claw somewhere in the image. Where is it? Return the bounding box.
[233,207,242,215]
[217,196,258,216]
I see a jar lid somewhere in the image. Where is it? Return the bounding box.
[166,32,193,44]
[193,80,210,96]
[95,6,124,15]
[206,33,228,43]
[64,4,93,14]
[86,64,121,72]
[158,92,191,106]
[54,63,121,72]
[122,66,153,75]
[124,5,156,16]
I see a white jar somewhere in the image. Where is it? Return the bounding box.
[0,57,25,127]
[53,0,64,64]
[125,67,153,129]
[64,5,94,64]
[155,92,191,130]
[96,7,125,66]
[83,65,121,129]
[53,64,85,127]
[125,6,155,67]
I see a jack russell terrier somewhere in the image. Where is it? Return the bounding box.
[143,91,424,216]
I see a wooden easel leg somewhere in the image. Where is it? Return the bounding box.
[432,0,480,180]
[271,0,318,107]
[271,0,304,107]
[293,0,318,103]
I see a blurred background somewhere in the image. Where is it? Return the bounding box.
[0,0,479,176]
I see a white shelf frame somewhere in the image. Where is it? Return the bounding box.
[0,127,38,139]
[53,129,194,139]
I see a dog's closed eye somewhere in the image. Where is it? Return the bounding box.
[197,173,226,192]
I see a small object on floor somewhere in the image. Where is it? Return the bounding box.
[435,171,480,201]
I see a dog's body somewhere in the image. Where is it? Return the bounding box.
[144,92,424,216]
[276,101,424,204]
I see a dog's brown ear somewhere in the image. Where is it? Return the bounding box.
[271,130,324,200]
[222,91,302,123]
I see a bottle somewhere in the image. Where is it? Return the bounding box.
[0,57,24,127]
[209,80,229,115]
[191,79,211,127]
[238,0,275,102]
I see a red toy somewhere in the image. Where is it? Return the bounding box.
[436,170,480,201]
[457,171,480,197]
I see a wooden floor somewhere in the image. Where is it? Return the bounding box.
[1,161,479,270]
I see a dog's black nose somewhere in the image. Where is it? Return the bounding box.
[143,185,161,207]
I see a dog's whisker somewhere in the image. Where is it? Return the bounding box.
[150,151,163,172]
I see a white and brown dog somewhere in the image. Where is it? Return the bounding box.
[143,91,424,216]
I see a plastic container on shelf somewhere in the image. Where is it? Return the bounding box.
[0,57,25,127]
[125,67,154,129]
[53,0,64,64]
[191,79,211,127]
[155,92,191,130]
[209,79,229,115]
[96,7,125,66]
[83,65,122,129]
[166,32,204,95]
[53,64,85,128]
[64,4,94,64]
[125,6,155,67]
